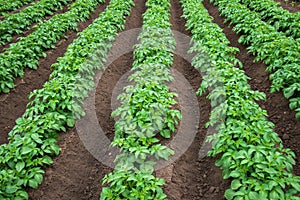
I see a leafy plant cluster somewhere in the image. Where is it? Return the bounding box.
[0,0,134,199]
[210,0,300,120]
[181,0,300,199]
[100,0,181,199]
[0,0,35,16]
[0,0,72,46]
[0,0,105,94]
[240,0,300,40]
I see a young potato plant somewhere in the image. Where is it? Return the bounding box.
[210,0,300,120]
[240,0,300,40]
[0,0,105,94]
[0,0,35,16]
[0,0,134,199]
[101,0,181,199]
[0,0,72,46]
[181,0,300,199]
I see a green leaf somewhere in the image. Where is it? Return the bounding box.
[225,189,236,200]
[284,89,294,99]
[31,133,42,144]
[269,190,280,199]
[16,190,29,199]
[296,111,300,120]
[42,156,53,165]
[29,179,39,189]
[231,179,242,190]
[51,144,60,155]
[289,100,298,110]
[34,173,43,184]
[5,185,18,194]
[229,170,241,178]
[16,162,25,172]
[67,118,75,127]
[291,181,300,192]
[21,147,32,155]
[248,191,259,199]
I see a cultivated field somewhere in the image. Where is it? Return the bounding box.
[0,0,300,199]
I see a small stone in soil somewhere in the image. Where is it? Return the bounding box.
[208,186,216,193]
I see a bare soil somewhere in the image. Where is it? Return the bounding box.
[275,0,300,12]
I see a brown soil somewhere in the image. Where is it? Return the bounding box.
[0,0,298,199]
[275,0,300,12]
[162,1,229,199]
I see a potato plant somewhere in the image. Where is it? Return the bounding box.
[0,0,35,16]
[0,0,105,94]
[100,0,181,199]
[210,0,300,120]
[0,0,134,198]
[181,0,300,199]
[0,0,72,46]
[240,0,300,40]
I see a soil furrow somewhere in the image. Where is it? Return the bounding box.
[160,1,229,199]
[202,0,300,175]
[0,0,110,145]
[27,0,146,199]
[274,0,300,12]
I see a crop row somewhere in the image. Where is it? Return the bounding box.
[210,0,300,120]
[0,0,35,16]
[100,0,180,199]
[240,0,300,40]
[0,0,104,94]
[0,0,72,46]
[0,0,133,198]
[181,0,300,199]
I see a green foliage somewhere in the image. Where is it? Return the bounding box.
[240,0,300,40]
[100,0,181,199]
[113,80,180,141]
[181,0,300,199]
[0,0,72,46]
[0,0,105,94]
[0,0,133,198]
[0,0,35,16]
[210,0,300,120]
[101,165,167,200]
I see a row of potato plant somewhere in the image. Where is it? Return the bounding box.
[0,0,35,16]
[0,0,72,46]
[100,0,181,199]
[210,0,300,120]
[181,0,300,199]
[0,0,104,94]
[0,0,134,199]
[240,0,300,40]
